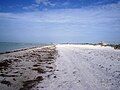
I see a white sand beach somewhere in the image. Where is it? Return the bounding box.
[0,45,120,90]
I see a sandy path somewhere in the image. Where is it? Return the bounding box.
[35,45,120,90]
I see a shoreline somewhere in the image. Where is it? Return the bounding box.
[0,46,38,55]
[0,44,50,55]
[0,43,119,55]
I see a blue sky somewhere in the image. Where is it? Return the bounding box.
[0,0,120,43]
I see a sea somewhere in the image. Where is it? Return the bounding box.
[0,42,47,53]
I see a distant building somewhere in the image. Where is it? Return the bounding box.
[98,41,107,46]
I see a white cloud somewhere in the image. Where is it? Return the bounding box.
[35,0,46,4]
[0,2,120,43]
[22,4,39,11]
[22,0,56,11]
[35,0,55,7]
[0,2,120,24]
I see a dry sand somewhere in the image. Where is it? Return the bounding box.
[33,45,120,90]
[0,44,120,90]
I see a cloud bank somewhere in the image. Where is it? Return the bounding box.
[0,2,120,43]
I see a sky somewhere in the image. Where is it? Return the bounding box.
[0,0,120,43]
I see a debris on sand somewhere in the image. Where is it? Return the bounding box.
[1,80,12,87]
[0,45,57,90]
[20,76,43,90]
[33,64,40,67]
[0,59,12,70]
[32,68,45,73]
[0,74,18,77]
[46,66,53,69]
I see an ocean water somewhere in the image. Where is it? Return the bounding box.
[0,42,47,53]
